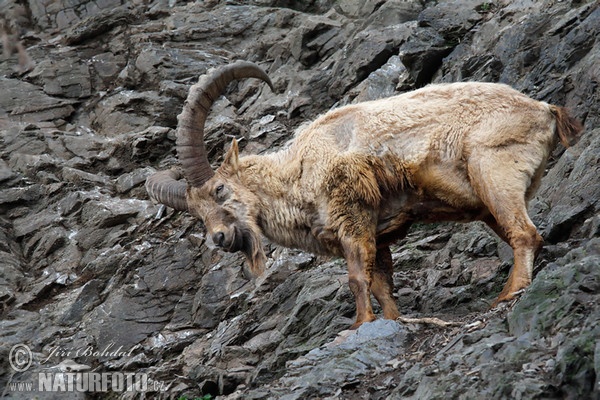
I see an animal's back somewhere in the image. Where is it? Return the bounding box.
[296,82,554,166]
[285,81,560,215]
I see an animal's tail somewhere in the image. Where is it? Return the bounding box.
[549,105,583,148]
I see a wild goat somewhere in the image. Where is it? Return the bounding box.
[146,61,582,329]
[1,17,35,73]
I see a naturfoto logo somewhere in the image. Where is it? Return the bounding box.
[6,343,166,394]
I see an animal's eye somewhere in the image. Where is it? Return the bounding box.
[214,185,226,199]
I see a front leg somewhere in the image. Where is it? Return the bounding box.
[324,153,384,329]
[372,245,400,320]
[342,236,377,329]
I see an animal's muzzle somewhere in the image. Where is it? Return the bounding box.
[212,228,244,252]
[212,232,225,247]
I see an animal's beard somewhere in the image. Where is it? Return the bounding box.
[239,225,266,276]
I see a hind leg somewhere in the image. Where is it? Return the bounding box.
[469,156,544,306]
[490,215,542,306]
[483,214,543,306]
[372,246,400,320]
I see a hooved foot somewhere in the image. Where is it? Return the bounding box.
[491,288,527,308]
[349,314,377,330]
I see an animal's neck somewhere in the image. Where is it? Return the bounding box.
[238,151,297,199]
[237,152,327,254]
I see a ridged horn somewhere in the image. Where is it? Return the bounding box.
[177,60,275,187]
[145,169,188,211]
[145,61,273,211]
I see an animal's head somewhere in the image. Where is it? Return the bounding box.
[145,61,274,275]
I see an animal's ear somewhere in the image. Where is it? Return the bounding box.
[223,138,240,173]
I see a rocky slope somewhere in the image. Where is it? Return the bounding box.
[0,0,598,399]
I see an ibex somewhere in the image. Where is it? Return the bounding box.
[1,16,35,73]
[146,61,582,329]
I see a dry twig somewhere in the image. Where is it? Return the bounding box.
[397,316,461,327]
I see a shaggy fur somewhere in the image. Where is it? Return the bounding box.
[151,70,583,329]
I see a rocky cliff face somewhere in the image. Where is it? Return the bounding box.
[0,0,598,399]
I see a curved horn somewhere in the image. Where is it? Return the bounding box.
[177,60,275,187]
[145,169,188,211]
[145,61,273,211]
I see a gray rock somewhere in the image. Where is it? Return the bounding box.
[1,1,599,399]
[335,0,381,18]
[62,6,137,46]
[0,185,42,205]
[89,90,179,136]
[29,0,125,31]
[23,226,67,260]
[0,159,16,182]
[61,167,112,187]
[28,55,92,98]
[80,198,151,229]
[0,78,77,123]
[329,23,415,98]
[61,133,104,159]
[531,129,600,243]
[0,250,24,311]
[399,26,454,87]
[417,0,483,41]
[258,320,408,397]
[346,55,410,103]
[115,167,155,194]
[12,210,61,238]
